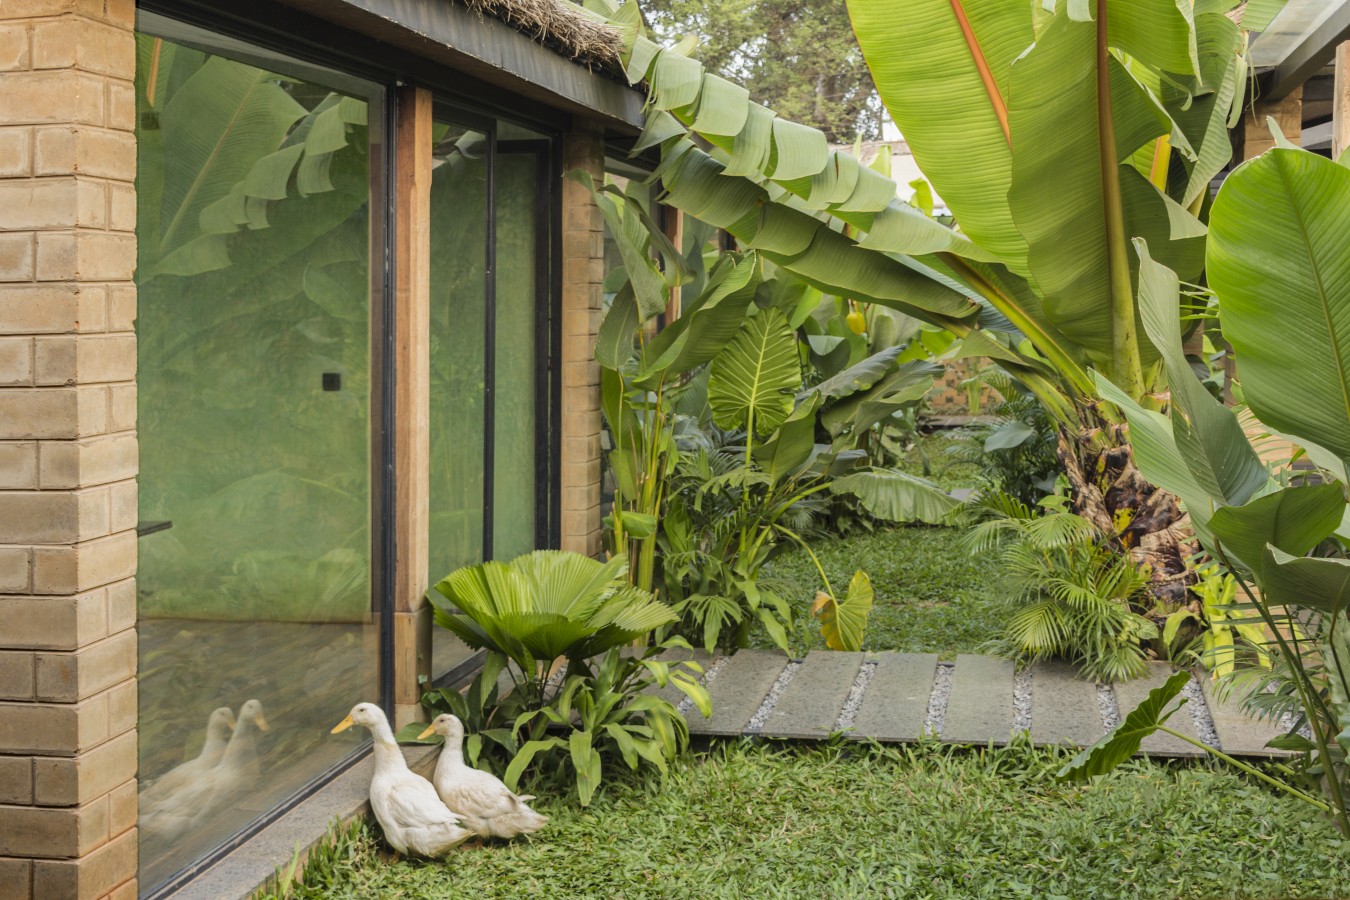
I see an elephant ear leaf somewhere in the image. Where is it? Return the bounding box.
[1058,671,1191,781]
[812,570,874,652]
[708,307,801,436]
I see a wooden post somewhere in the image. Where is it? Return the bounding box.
[392,86,433,729]
[1335,42,1350,161]
[662,205,684,325]
[1243,85,1303,160]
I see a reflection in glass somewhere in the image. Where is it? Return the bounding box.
[134,25,380,892]
[493,151,540,560]
[429,123,488,678]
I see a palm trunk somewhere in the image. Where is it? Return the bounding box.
[1057,422,1194,606]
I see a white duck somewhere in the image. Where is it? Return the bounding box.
[139,706,236,814]
[332,703,472,857]
[141,698,271,838]
[418,713,548,840]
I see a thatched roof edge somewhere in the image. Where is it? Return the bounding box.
[457,0,626,74]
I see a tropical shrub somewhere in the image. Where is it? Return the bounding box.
[592,0,1278,606]
[947,369,1062,505]
[589,175,949,652]
[962,491,1155,682]
[1061,143,1350,835]
[418,550,710,805]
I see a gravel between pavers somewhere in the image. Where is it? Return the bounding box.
[1012,667,1033,733]
[1182,675,1221,748]
[1097,683,1122,731]
[925,662,955,737]
[835,659,879,732]
[747,659,804,731]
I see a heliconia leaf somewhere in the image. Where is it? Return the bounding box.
[1058,671,1191,781]
[1208,484,1346,575]
[595,286,639,369]
[1261,547,1350,619]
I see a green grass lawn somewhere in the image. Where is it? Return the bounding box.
[758,525,1009,659]
[266,739,1350,900]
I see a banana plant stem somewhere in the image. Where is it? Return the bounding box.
[1156,726,1332,812]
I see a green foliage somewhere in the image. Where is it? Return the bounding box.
[811,569,873,651]
[262,740,1350,900]
[945,369,1063,505]
[962,492,1156,682]
[424,551,708,806]
[1059,671,1192,780]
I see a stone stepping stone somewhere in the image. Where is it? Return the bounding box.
[693,649,788,736]
[942,654,1014,744]
[1200,675,1289,757]
[1112,663,1207,758]
[850,652,938,742]
[759,652,864,739]
[1030,661,1104,747]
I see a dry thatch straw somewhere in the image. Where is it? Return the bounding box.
[458,0,625,72]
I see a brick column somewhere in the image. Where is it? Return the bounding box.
[0,3,140,899]
[559,121,604,559]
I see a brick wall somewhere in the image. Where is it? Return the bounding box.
[0,2,140,898]
[559,122,604,559]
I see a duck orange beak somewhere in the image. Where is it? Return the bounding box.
[253,710,271,732]
[417,724,436,740]
[331,714,354,734]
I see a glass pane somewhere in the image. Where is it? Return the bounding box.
[134,23,380,892]
[429,123,488,677]
[493,151,540,560]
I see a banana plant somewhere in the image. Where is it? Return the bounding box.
[1062,143,1350,835]
[590,0,1279,603]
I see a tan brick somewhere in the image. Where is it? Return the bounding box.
[0,283,79,332]
[0,388,76,439]
[34,629,134,702]
[105,678,133,737]
[104,285,132,331]
[0,757,33,805]
[105,78,133,133]
[104,578,131,634]
[107,481,134,533]
[31,17,133,79]
[38,433,137,489]
[105,779,134,837]
[0,689,114,756]
[107,182,133,231]
[106,876,137,900]
[32,827,136,900]
[0,70,103,126]
[0,650,35,700]
[106,383,132,432]
[0,591,108,650]
[32,729,135,806]
[76,178,106,228]
[31,530,136,594]
[0,491,79,542]
[0,179,81,229]
[0,547,30,593]
[36,231,136,281]
[0,856,33,900]
[0,441,37,489]
[34,127,134,181]
[0,233,34,282]
[0,24,29,72]
[0,803,81,857]
[0,127,30,176]
[0,337,32,387]
[34,334,135,385]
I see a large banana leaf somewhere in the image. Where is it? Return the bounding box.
[708,307,802,436]
[829,468,959,525]
[1208,148,1350,463]
[846,0,1032,270]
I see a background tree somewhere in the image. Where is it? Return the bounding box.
[640,0,883,142]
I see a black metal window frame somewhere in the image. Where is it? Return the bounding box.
[133,2,564,895]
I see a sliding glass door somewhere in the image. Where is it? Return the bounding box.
[134,14,384,893]
[428,119,557,679]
